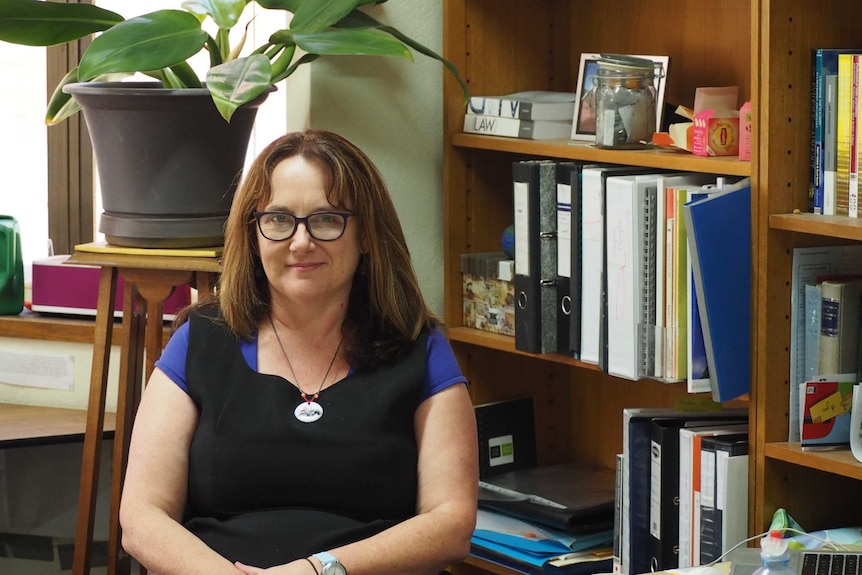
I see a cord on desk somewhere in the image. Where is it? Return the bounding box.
[706,527,850,567]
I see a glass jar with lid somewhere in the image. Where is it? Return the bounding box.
[593,54,663,149]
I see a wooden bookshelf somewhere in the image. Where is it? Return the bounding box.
[441,0,862,573]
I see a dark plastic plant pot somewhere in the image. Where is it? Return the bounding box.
[64,82,274,248]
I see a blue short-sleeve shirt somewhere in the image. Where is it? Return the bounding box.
[155,322,466,401]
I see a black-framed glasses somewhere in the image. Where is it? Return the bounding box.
[253,210,353,241]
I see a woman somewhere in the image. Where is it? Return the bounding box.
[119,130,478,575]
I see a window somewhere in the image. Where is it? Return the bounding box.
[0,43,48,281]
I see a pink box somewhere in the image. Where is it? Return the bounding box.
[691,109,740,157]
[31,255,192,319]
[739,101,752,161]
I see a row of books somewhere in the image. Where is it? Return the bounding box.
[810,48,862,215]
[619,408,749,575]
[509,158,752,401]
[787,245,862,442]
[464,91,577,140]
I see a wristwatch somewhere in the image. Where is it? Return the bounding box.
[312,551,347,575]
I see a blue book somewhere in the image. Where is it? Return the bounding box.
[683,178,752,402]
[812,49,829,213]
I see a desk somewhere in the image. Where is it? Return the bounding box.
[0,403,116,447]
[67,247,221,575]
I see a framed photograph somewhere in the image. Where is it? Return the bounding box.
[571,53,671,141]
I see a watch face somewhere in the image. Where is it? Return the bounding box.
[321,562,347,575]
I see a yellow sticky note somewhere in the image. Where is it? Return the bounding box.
[810,390,848,423]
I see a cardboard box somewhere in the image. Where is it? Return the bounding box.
[462,273,515,336]
[692,109,740,156]
[31,255,192,319]
[739,101,752,161]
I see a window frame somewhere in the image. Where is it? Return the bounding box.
[46,34,94,255]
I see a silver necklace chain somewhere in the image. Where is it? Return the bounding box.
[268,314,342,403]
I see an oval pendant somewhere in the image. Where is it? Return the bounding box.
[294,400,323,423]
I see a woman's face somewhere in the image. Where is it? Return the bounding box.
[257,155,362,309]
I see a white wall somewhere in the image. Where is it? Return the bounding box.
[303,0,446,314]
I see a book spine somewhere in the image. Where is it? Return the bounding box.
[556,162,579,355]
[641,185,657,378]
[699,440,719,564]
[818,282,841,375]
[852,54,861,218]
[716,445,749,557]
[467,97,524,119]
[665,187,677,379]
[613,452,624,574]
[672,190,690,381]
[824,66,840,216]
[686,190,714,394]
[513,161,541,353]
[580,169,604,365]
[654,179,667,379]
[570,166,585,359]
[678,429,694,568]
[836,53,854,216]
[467,96,503,116]
[538,161,559,353]
[813,49,823,214]
[463,113,522,137]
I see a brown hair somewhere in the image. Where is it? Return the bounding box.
[182,130,439,369]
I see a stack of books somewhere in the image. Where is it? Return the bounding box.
[463,91,576,140]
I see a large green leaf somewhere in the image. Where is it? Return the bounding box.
[271,52,318,84]
[47,69,128,125]
[78,10,208,81]
[292,28,412,59]
[0,0,123,46]
[334,10,470,100]
[289,0,361,34]
[206,54,272,121]
[182,0,247,31]
[45,68,80,125]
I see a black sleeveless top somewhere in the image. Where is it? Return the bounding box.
[182,311,427,567]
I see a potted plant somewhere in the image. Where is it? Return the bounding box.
[0,0,467,247]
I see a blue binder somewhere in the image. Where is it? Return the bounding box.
[683,178,752,402]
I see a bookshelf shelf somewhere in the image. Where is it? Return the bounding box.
[764,443,862,481]
[770,213,862,241]
[448,327,603,370]
[451,133,753,177]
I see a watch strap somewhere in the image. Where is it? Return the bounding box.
[313,551,338,565]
